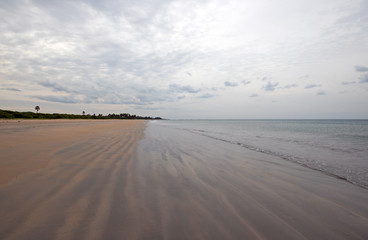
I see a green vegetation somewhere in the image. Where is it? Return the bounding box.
[0,109,162,120]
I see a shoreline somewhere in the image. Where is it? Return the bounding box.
[134,121,368,239]
[1,120,368,239]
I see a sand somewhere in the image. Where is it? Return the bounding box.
[134,122,368,239]
[0,120,144,240]
[1,120,368,240]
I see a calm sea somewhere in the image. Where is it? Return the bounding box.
[152,119,368,189]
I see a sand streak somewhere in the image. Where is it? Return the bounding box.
[0,120,144,240]
[1,120,368,240]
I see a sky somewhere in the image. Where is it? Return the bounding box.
[1,0,368,119]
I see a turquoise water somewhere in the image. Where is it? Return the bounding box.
[151,120,368,189]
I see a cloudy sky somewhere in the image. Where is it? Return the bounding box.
[1,0,368,119]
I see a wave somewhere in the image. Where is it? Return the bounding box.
[182,127,368,190]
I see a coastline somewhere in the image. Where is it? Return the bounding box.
[1,119,368,239]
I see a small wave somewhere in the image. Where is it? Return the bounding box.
[184,128,368,190]
[256,135,354,154]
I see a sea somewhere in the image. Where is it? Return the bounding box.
[150,119,368,189]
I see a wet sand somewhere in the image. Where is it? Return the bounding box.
[134,122,368,239]
[0,120,145,240]
[1,120,368,239]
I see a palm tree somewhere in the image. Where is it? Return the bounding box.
[35,106,40,113]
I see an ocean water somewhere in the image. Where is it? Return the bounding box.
[151,119,368,189]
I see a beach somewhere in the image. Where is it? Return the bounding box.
[0,120,145,240]
[1,120,368,239]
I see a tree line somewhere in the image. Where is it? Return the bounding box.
[0,109,162,120]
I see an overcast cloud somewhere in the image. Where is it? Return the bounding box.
[355,65,368,72]
[1,0,368,118]
[305,84,322,89]
[224,81,238,87]
[263,82,279,91]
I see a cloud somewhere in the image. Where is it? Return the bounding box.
[360,74,368,83]
[34,95,82,104]
[1,88,21,92]
[283,84,298,89]
[355,65,368,83]
[305,84,321,89]
[341,81,356,85]
[299,75,309,79]
[263,82,278,91]
[32,84,169,105]
[198,93,216,99]
[317,90,326,96]
[224,81,238,87]
[135,106,163,111]
[1,0,368,118]
[249,93,259,98]
[355,65,368,72]
[169,84,200,93]
[32,79,205,106]
[39,81,75,93]
[0,0,204,105]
